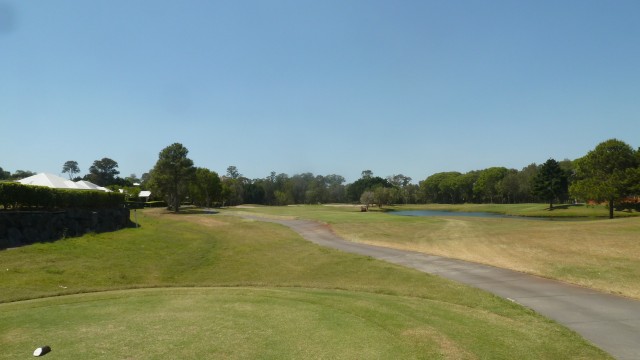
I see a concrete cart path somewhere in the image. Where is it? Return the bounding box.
[243,216,640,360]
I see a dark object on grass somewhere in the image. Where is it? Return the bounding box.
[33,346,51,357]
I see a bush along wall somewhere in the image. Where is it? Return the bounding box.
[0,183,125,210]
[0,183,131,249]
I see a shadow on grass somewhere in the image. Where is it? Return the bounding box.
[547,204,584,211]
[1,221,139,251]
[172,207,219,215]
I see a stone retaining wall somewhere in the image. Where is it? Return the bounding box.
[0,208,131,249]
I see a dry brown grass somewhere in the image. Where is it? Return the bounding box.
[332,216,640,299]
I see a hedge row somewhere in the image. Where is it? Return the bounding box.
[0,182,125,210]
[123,201,168,209]
[615,200,640,212]
[145,201,168,208]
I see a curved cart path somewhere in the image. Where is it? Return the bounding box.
[243,215,640,360]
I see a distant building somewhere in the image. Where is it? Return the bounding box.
[139,190,152,201]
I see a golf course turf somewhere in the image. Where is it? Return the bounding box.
[0,207,613,359]
[226,204,640,299]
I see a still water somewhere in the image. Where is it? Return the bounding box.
[390,210,597,221]
[391,210,515,219]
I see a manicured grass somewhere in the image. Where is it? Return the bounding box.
[0,287,606,359]
[0,208,611,359]
[224,204,640,299]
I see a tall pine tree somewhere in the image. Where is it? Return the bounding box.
[533,158,568,209]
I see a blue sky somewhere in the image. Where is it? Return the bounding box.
[1,1,638,183]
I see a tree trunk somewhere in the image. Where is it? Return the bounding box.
[173,180,181,213]
[549,200,553,210]
[609,198,614,219]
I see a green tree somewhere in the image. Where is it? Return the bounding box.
[86,158,120,186]
[289,173,314,204]
[148,143,195,213]
[404,184,420,204]
[62,160,80,180]
[517,163,539,203]
[570,139,639,219]
[473,167,509,203]
[360,190,374,210]
[439,172,463,203]
[125,173,141,185]
[10,170,36,180]
[274,190,292,205]
[140,173,151,188]
[387,174,413,204]
[220,166,246,206]
[121,186,141,200]
[532,159,568,209]
[258,171,277,205]
[190,167,221,208]
[496,169,520,204]
[346,174,391,202]
[374,186,397,208]
[243,180,266,204]
[419,172,461,203]
[325,174,346,203]
[0,167,10,180]
[456,171,479,203]
[226,166,241,179]
[221,178,244,206]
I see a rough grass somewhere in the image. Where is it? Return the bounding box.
[0,208,611,359]
[224,204,640,299]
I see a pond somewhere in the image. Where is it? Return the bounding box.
[388,210,573,221]
[391,210,516,219]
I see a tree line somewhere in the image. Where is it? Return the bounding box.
[419,139,640,218]
[61,159,143,188]
[0,169,36,181]
[418,161,572,205]
[3,139,639,217]
[144,139,639,218]
[0,159,141,188]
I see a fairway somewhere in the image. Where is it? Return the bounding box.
[225,204,640,299]
[0,208,612,359]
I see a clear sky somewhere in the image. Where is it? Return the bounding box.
[1,1,638,183]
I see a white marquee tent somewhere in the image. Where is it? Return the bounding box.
[17,173,111,192]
